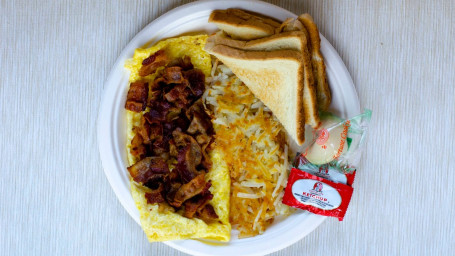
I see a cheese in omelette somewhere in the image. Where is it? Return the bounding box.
[124,35,231,242]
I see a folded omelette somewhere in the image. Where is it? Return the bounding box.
[124,35,231,242]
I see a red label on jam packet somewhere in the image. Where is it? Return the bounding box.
[283,168,354,221]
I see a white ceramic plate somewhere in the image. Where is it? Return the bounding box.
[97,0,360,255]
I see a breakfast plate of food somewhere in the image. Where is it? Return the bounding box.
[98,0,360,255]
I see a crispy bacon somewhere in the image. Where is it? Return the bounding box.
[127,156,169,184]
[126,55,218,222]
[173,130,203,180]
[152,137,169,156]
[196,134,211,145]
[173,130,201,157]
[187,111,213,135]
[125,81,149,112]
[166,116,190,133]
[130,134,147,159]
[165,107,181,122]
[197,204,219,222]
[164,85,192,108]
[139,50,168,77]
[169,174,207,208]
[185,100,214,135]
[148,100,172,121]
[200,140,212,170]
[184,69,205,98]
[183,192,213,218]
[163,66,184,84]
[175,146,199,183]
[169,139,178,157]
[144,183,165,204]
[136,117,152,144]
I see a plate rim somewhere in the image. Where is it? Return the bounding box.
[97,0,360,255]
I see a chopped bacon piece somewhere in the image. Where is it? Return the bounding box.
[130,134,147,159]
[163,170,182,203]
[173,129,201,160]
[148,100,172,121]
[136,117,152,144]
[165,107,181,122]
[127,55,218,222]
[200,140,212,170]
[163,66,184,84]
[166,116,190,133]
[184,69,205,98]
[169,139,178,157]
[139,50,168,77]
[164,84,192,108]
[168,56,194,70]
[175,145,199,183]
[197,204,219,222]
[144,183,165,204]
[146,109,162,121]
[184,192,214,218]
[196,134,211,145]
[150,76,167,92]
[185,99,202,119]
[125,81,149,112]
[169,174,208,208]
[185,99,214,135]
[180,56,194,70]
[187,111,213,135]
[152,137,169,156]
[173,130,203,177]
[127,156,169,184]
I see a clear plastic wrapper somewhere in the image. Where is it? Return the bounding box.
[283,109,372,220]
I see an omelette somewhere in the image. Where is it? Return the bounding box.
[124,35,231,242]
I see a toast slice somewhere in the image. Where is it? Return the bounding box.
[298,14,331,111]
[208,9,280,40]
[204,44,307,145]
[206,31,320,128]
[276,17,305,33]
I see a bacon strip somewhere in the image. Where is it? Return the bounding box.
[197,204,219,222]
[145,183,165,204]
[125,81,149,112]
[139,50,168,77]
[183,192,213,219]
[127,156,169,184]
[163,66,184,84]
[169,174,208,208]
[184,69,206,98]
[126,55,217,222]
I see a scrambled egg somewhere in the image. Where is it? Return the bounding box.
[125,35,231,242]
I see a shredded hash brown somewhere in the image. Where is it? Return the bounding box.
[204,61,292,238]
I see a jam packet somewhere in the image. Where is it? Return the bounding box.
[283,109,372,220]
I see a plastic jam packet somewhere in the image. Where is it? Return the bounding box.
[283,168,353,221]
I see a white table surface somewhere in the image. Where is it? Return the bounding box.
[1,0,454,255]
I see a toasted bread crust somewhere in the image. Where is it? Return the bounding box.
[276,17,305,33]
[300,40,320,129]
[298,14,332,111]
[209,9,280,40]
[207,31,307,52]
